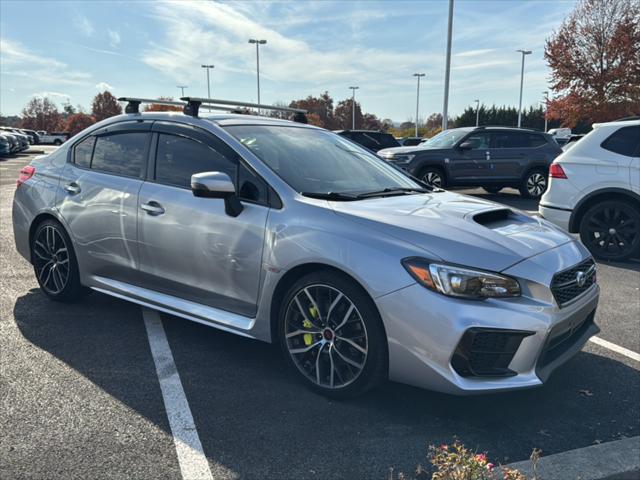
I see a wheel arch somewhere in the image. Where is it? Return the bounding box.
[569,188,640,233]
[268,262,387,345]
[28,213,73,263]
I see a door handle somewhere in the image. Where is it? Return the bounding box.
[140,201,165,216]
[65,182,81,195]
[485,151,491,161]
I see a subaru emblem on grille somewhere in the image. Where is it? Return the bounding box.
[575,271,586,287]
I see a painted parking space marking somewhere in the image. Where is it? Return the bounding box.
[143,308,214,480]
[589,336,640,362]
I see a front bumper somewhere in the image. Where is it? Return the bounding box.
[539,204,572,232]
[376,243,599,395]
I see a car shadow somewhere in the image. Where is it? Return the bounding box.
[13,289,640,479]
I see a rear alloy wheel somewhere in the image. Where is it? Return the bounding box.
[279,271,387,398]
[31,219,84,301]
[483,186,503,194]
[520,170,547,198]
[579,201,640,261]
[420,167,445,189]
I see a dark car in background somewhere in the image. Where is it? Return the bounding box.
[397,136,424,146]
[378,126,563,198]
[335,130,400,152]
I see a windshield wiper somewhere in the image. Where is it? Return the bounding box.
[355,187,430,199]
[300,191,360,201]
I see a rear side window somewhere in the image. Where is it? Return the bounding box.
[601,126,640,157]
[91,133,147,177]
[491,132,530,148]
[155,134,237,188]
[74,136,95,168]
[527,133,547,147]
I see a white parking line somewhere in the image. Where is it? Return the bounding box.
[143,308,214,480]
[589,336,640,362]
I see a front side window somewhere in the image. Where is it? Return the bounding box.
[155,134,237,189]
[74,136,95,168]
[91,133,147,177]
[225,125,421,195]
[464,132,491,149]
[601,126,640,157]
[421,128,472,149]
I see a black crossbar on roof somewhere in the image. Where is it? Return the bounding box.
[180,97,308,114]
[117,97,238,115]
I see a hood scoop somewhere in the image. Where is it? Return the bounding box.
[473,208,514,227]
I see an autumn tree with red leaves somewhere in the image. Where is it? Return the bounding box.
[144,97,183,112]
[91,91,122,122]
[20,97,63,132]
[545,0,640,127]
[65,113,95,137]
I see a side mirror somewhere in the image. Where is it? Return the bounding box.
[458,141,475,150]
[191,171,243,217]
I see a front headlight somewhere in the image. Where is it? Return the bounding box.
[402,258,521,299]
[389,154,415,165]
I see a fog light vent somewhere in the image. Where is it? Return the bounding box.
[451,328,534,377]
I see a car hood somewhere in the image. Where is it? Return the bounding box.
[330,191,573,272]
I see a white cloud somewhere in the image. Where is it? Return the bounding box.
[95,82,114,91]
[0,38,91,86]
[73,14,94,36]
[453,60,511,71]
[456,49,496,58]
[108,29,121,48]
[32,91,71,101]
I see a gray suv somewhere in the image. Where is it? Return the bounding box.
[13,104,599,398]
[378,126,563,198]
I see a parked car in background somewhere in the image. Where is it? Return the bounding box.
[548,127,572,145]
[397,136,424,147]
[20,129,40,144]
[378,126,563,198]
[0,133,11,156]
[36,130,68,145]
[335,130,400,152]
[12,103,599,398]
[562,134,585,151]
[0,127,29,152]
[540,119,640,261]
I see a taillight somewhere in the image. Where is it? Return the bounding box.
[17,165,35,186]
[549,163,567,179]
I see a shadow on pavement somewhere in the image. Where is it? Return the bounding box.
[14,289,640,479]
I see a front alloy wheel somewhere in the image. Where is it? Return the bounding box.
[421,168,444,189]
[279,272,387,398]
[520,170,547,198]
[579,201,640,261]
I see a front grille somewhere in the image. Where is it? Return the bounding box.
[550,258,596,307]
[451,328,534,377]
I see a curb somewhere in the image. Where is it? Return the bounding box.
[504,436,640,480]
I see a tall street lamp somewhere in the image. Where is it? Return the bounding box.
[442,0,454,130]
[248,39,267,109]
[201,64,214,111]
[516,49,532,128]
[349,86,359,130]
[474,99,480,126]
[542,91,549,132]
[177,85,188,97]
[413,73,425,137]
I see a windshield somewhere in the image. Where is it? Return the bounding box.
[225,125,422,196]
[420,128,471,149]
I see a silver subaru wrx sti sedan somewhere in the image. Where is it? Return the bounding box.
[13,103,599,398]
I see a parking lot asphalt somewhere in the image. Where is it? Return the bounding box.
[1,151,639,479]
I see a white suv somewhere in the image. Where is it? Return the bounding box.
[540,119,640,261]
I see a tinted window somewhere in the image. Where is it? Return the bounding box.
[155,134,237,188]
[527,133,547,147]
[601,126,640,157]
[74,136,95,168]
[491,132,530,149]
[91,133,147,177]
[465,132,491,149]
[371,133,400,148]
[238,162,268,204]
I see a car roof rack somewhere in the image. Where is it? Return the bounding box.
[118,97,309,123]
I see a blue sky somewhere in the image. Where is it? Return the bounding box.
[0,0,577,122]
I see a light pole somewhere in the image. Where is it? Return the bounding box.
[516,49,532,128]
[177,85,188,97]
[542,90,549,132]
[442,0,454,130]
[349,86,359,130]
[248,39,267,109]
[413,73,425,137]
[474,99,480,126]
[201,64,214,111]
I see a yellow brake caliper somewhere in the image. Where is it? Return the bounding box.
[302,306,319,346]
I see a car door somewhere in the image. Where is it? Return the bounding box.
[57,121,152,283]
[136,122,270,317]
[488,131,541,181]
[448,131,492,183]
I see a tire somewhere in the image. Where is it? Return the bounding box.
[53,139,62,145]
[483,186,503,194]
[519,169,548,199]
[418,166,446,189]
[278,270,387,398]
[31,219,85,302]
[579,200,640,261]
